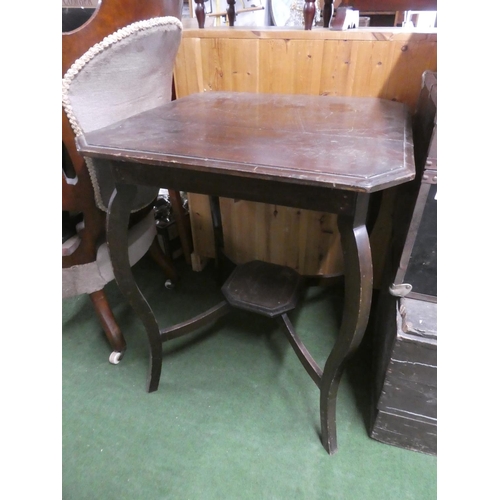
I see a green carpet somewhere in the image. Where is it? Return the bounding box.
[62,256,437,499]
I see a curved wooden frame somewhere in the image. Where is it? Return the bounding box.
[106,162,374,455]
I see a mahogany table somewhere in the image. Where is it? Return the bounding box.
[77,91,415,454]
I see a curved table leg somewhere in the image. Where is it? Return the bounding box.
[107,183,163,392]
[320,194,373,454]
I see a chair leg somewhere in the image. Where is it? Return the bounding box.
[148,235,179,285]
[89,289,126,363]
[169,190,193,265]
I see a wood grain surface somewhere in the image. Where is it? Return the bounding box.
[173,27,437,277]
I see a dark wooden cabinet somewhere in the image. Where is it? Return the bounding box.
[391,71,437,303]
[370,71,437,455]
[370,296,437,454]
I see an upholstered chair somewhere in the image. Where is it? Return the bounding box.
[62,16,183,364]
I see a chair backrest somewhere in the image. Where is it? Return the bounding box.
[62,17,183,212]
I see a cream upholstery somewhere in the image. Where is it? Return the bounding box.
[62,211,158,298]
[62,16,183,212]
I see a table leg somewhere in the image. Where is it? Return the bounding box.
[107,183,163,392]
[320,194,373,454]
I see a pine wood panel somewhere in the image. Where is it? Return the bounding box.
[173,27,437,276]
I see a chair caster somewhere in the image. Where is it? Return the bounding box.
[109,351,124,365]
[165,279,175,290]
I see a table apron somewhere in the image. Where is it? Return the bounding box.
[109,160,360,216]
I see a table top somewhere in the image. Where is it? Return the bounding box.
[78,91,415,193]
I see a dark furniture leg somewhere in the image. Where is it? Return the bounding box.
[303,0,316,29]
[323,0,333,27]
[148,235,179,285]
[195,0,206,28]
[320,194,373,454]
[227,0,236,26]
[169,189,193,265]
[107,183,163,392]
[89,288,126,357]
